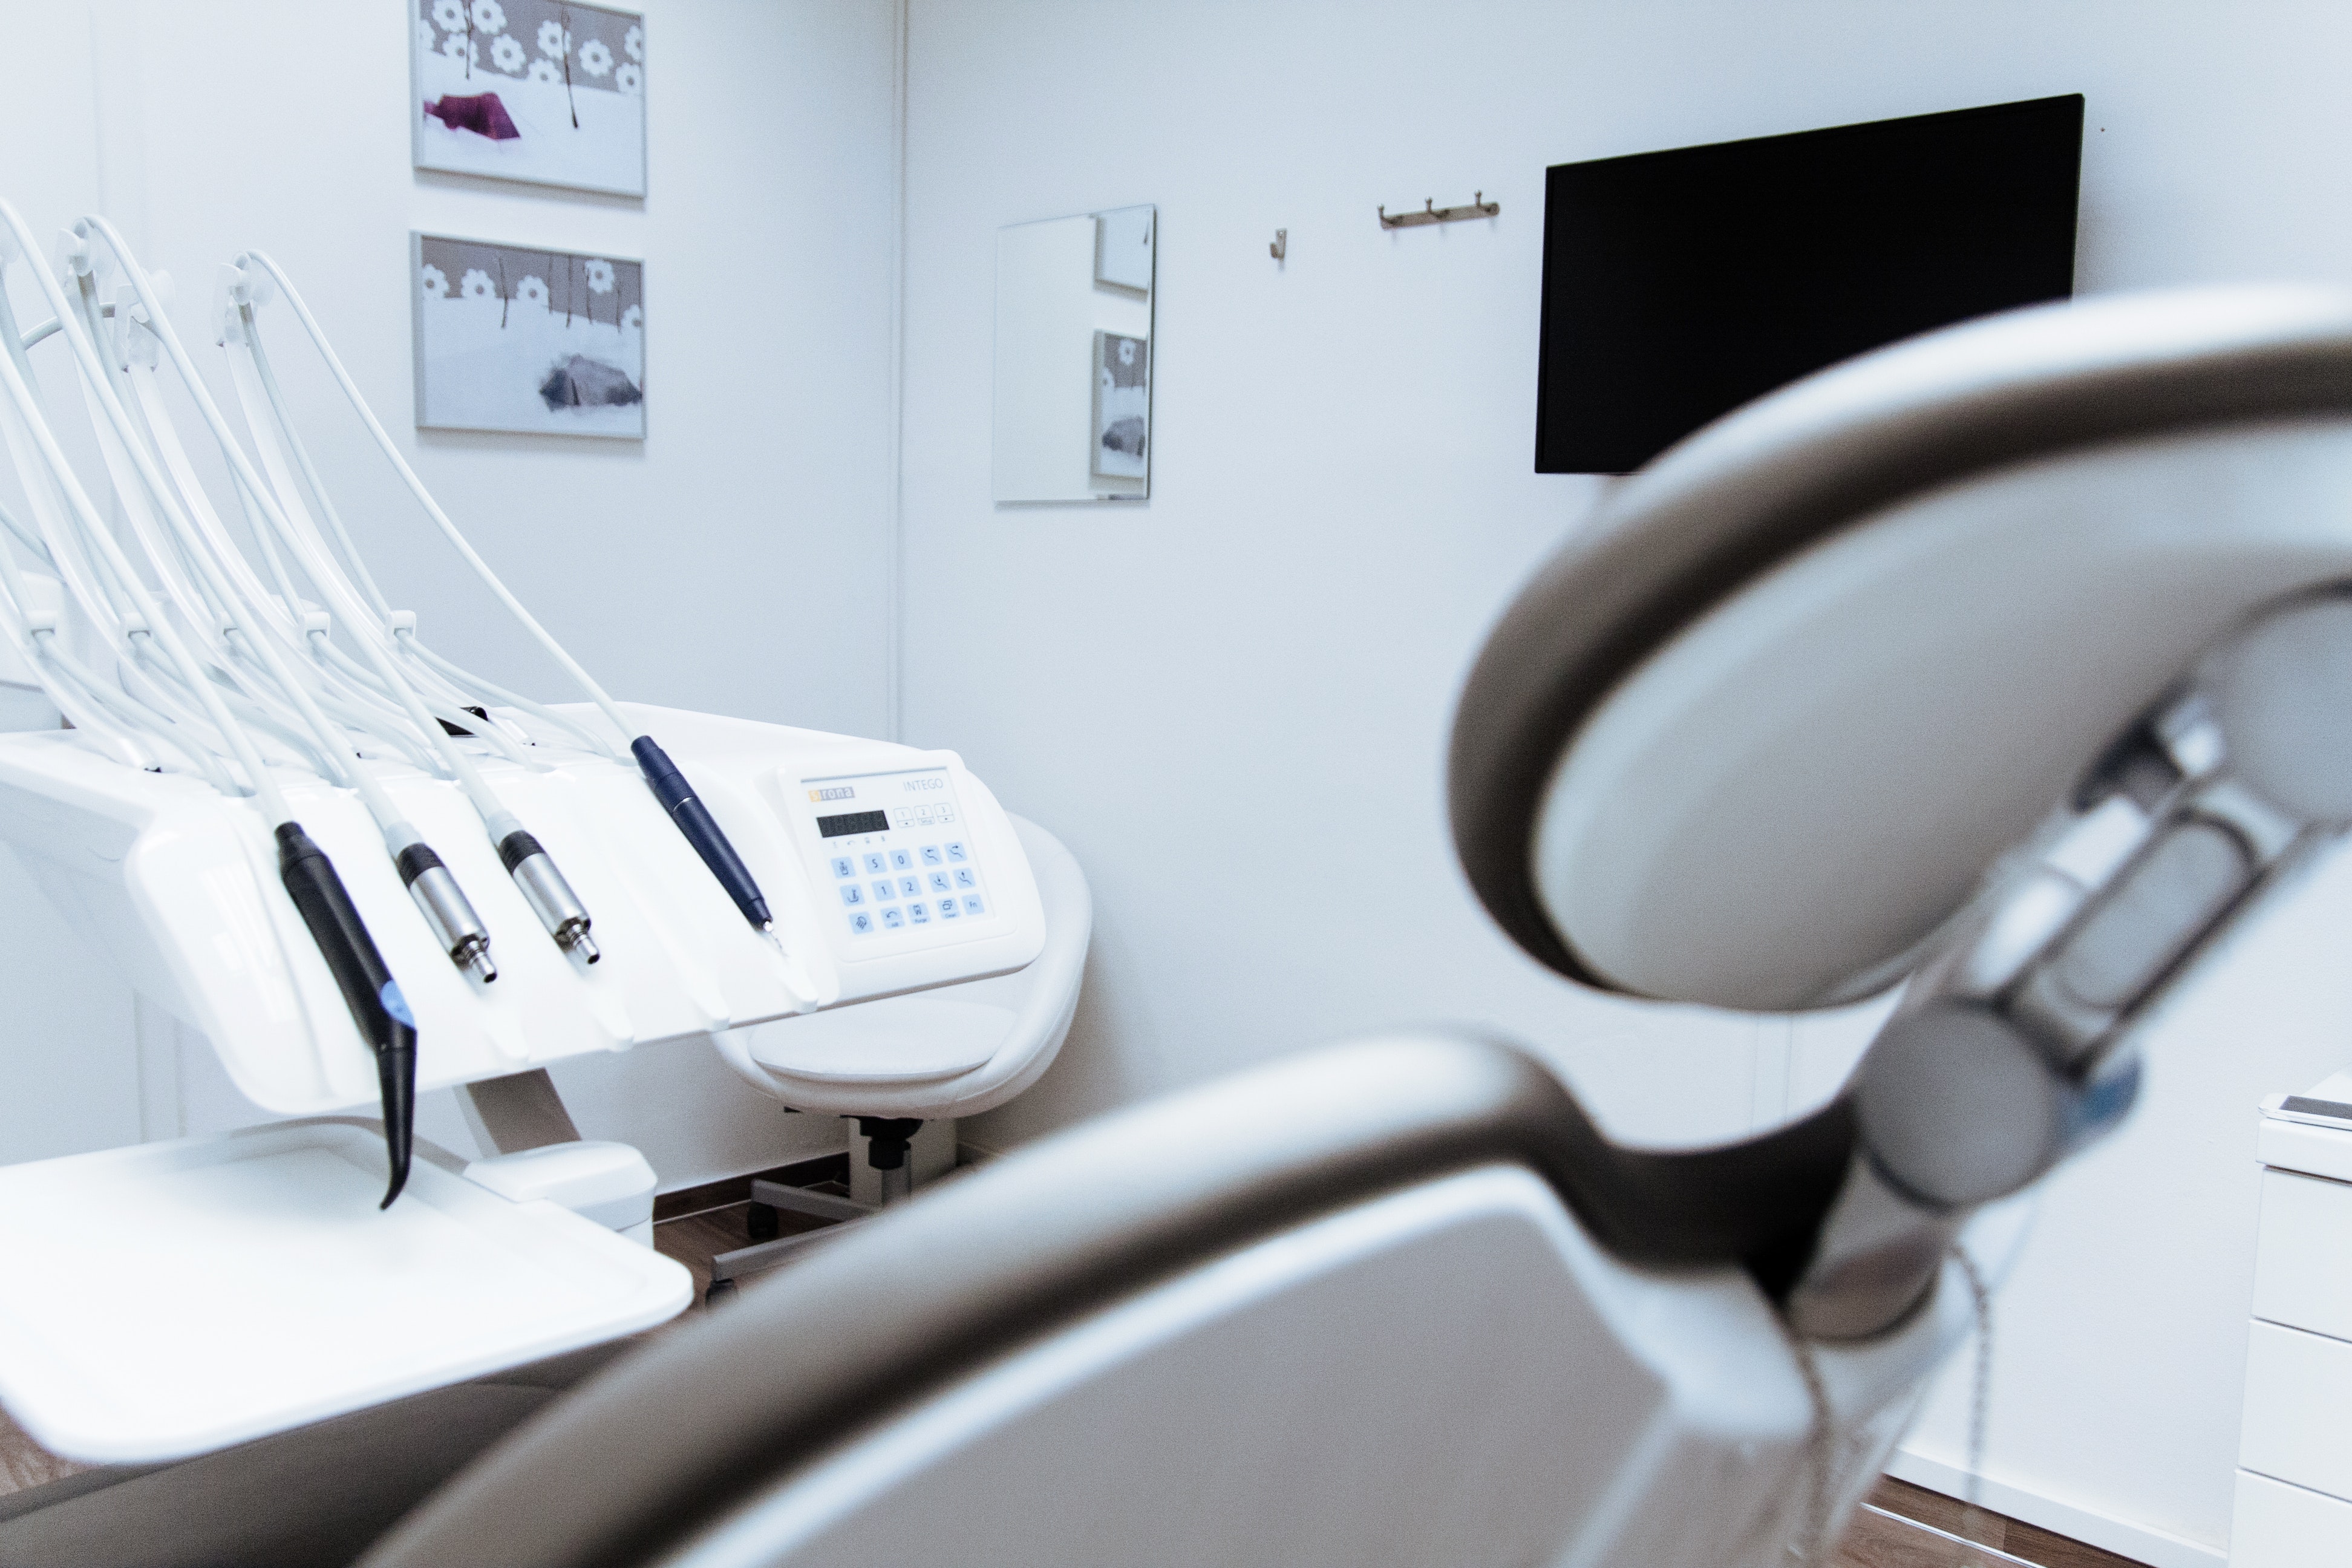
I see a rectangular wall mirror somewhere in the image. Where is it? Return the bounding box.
[993,204,1155,502]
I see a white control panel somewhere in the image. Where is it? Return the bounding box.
[797,765,999,951]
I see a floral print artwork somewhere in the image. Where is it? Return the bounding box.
[413,0,645,197]
[413,235,645,439]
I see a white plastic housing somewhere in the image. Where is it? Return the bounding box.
[463,1140,658,1238]
[0,1119,690,1463]
[0,703,1044,1114]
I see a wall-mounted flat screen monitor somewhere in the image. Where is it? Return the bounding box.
[1535,94,2083,475]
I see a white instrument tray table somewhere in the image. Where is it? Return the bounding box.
[0,1119,691,1463]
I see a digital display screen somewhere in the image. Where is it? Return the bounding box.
[817,809,891,838]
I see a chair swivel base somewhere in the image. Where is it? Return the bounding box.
[705,1178,877,1304]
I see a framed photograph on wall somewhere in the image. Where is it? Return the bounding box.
[1093,207,1153,293]
[412,234,645,439]
[1091,330,1148,483]
[412,0,646,197]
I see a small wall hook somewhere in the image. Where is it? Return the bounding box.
[1269,228,1287,261]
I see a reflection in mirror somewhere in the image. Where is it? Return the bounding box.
[993,204,1155,502]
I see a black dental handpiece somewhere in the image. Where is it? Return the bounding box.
[276,823,416,1207]
[632,736,774,930]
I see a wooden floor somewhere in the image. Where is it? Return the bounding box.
[0,1204,2149,1568]
[1841,1479,2141,1568]
[651,1193,834,1310]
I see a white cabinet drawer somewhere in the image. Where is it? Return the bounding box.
[2231,1469,2352,1567]
[2255,1169,2352,1341]
[2241,1321,2352,1501]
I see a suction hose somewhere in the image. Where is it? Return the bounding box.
[276,823,416,1206]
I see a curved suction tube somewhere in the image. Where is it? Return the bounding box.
[278,823,415,1206]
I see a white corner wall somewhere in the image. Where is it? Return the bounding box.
[0,0,903,1188]
[896,3,2352,1564]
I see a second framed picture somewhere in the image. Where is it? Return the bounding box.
[412,234,645,439]
[1091,330,1148,483]
[413,0,645,197]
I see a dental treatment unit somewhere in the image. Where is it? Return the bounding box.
[0,203,1053,1464]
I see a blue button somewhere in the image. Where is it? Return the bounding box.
[840,884,864,906]
[890,849,913,871]
[945,841,967,862]
[907,901,930,924]
[927,871,951,893]
[848,910,874,935]
[953,867,976,889]
[920,845,943,866]
[899,875,921,898]
[871,881,895,903]
[962,894,984,916]
[831,856,855,880]
[863,852,887,874]
[881,906,905,929]
[937,898,961,920]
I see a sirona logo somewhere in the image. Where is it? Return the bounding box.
[809,786,856,802]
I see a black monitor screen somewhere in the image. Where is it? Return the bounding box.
[1535,95,2083,474]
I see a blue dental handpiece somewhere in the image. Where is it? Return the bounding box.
[632,736,774,930]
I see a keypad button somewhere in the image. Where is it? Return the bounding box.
[890,849,913,871]
[945,841,967,862]
[881,907,905,930]
[831,857,855,880]
[908,902,930,924]
[899,875,921,898]
[848,910,874,935]
[962,894,984,916]
[937,898,961,920]
[863,852,887,874]
[953,867,976,889]
[920,845,943,866]
[871,881,895,903]
[927,871,951,893]
[840,884,864,907]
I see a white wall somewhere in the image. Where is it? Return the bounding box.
[0,0,904,1188]
[898,3,2352,1563]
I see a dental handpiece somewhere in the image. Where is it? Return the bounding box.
[633,736,773,931]
[396,840,497,980]
[278,823,416,1207]
[497,826,598,963]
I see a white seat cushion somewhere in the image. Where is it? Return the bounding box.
[748,998,1014,1083]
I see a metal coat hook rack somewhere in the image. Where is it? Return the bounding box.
[1379,192,1500,230]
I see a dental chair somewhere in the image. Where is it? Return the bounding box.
[10,281,2352,1567]
[701,815,1093,1294]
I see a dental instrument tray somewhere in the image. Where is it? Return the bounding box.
[0,704,1048,1116]
[0,1118,691,1463]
